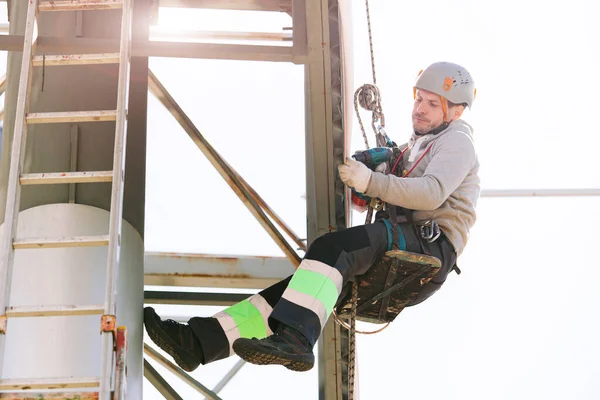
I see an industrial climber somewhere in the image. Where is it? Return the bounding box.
[144,61,480,373]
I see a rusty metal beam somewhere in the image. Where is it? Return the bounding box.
[157,0,291,12]
[144,345,222,400]
[144,360,184,400]
[147,69,302,268]
[144,291,251,306]
[0,36,307,64]
[0,74,6,96]
[144,252,294,289]
[303,0,353,399]
[0,1,259,22]
[149,26,292,42]
[0,395,98,400]
[226,161,307,252]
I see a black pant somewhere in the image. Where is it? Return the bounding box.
[189,221,457,363]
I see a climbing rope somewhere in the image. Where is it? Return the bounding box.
[353,0,386,150]
[333,307,391,335]
[347,282,357,400]
[344,1,386,398]
[365,0,377,86]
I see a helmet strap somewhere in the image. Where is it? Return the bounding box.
[414,121,449,137]
[441,97,449,122]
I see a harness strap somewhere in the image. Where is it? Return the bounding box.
[382,218,405,251]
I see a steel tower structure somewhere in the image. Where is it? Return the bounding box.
[0,0,356,398]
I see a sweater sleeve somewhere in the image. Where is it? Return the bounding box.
[364,130,476,210]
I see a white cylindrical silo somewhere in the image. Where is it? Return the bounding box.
[1,203,143,398]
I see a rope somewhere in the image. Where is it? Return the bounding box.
[347,282,357,399]
[365,0,377,85]
[333,308,391,335]
[345,2,382,398]
[353,0,385,150]
[339,281,392,399]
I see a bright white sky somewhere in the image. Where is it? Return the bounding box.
[144,1,600,399]
[1,1,599,399]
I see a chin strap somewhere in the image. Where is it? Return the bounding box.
[414,121,450,137]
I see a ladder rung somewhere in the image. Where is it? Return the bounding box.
[32,53,121,66]
[39,0,123,12]
[13,235,110,249]
[6,305,105,318]
[0,393,99,400]
[0,376,100,391]
[27,110,118,124]
[20,171,113,185]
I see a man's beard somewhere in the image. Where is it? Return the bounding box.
[412,115,431,134]
[412,115,449,136]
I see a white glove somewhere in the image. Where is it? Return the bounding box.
[338,158,372,193]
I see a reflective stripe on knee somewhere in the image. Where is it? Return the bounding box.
[213,311,239,355]
[214,294,273,354]
[281,259,343,327]
[282,288,328,328]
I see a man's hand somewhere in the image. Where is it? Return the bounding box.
[338,158,372,193]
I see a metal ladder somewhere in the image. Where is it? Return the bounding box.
[0,1,133,399]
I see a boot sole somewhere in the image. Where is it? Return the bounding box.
[232,339,314,372]
[144,307,199,372]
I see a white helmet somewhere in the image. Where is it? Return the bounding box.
[414,62,476,109]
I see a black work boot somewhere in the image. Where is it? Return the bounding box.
[232,324,315,372]
[144,307,204,372]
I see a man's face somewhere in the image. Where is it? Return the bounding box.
[412,89,445,134]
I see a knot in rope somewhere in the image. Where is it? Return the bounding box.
[354,84,386,149]
[356,83,384,124]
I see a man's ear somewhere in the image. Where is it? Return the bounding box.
[451,105,465,121]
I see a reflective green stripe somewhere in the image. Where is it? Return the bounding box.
[223,300,268,339]
[287,268,339,315]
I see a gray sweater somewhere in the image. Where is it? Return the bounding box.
[364,119,480,256]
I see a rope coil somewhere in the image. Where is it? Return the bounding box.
[354,83,385,149]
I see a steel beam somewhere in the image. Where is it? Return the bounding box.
[303,0,351,399]
[149,26,292,42]
[209,359,246,396]
[144,252,294,289]
[144,291,252,306]
[144,359,185,400]
[0,36,307,64]
[157,0,291,12]
[144,344,223,400]
[147,69,302,267]
[481,188,600,197]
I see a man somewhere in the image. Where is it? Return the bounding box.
[144,61,480,373]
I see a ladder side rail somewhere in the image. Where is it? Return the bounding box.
[100,0,134,398]
[112,327,128,400]
[0,0,40,376]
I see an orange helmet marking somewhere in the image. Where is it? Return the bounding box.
[443,77,453,92]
